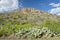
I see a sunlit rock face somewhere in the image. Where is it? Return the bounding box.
[0,0,19,12]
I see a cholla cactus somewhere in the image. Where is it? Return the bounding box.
[15,27,55,38]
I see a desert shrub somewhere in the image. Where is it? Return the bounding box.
[40,19,60,33]
[0,19,60,38]
[16,27,55,38]
[13,23,32,33]
[0,21,33,36]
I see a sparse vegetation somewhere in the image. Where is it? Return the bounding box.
[0,8,60,40]
[0,21,55,38]
[40,19,60,33]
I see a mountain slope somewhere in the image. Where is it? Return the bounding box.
[0,8,60,38]
[0,8,60,25]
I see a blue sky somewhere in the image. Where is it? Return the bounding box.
[0,0,60,15]
[19,0,52,11]
[19,0,60,15]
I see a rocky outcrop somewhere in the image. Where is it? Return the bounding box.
[20,8,44,14]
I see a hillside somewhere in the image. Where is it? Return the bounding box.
[0,8,60,39]
[0,8,60,25]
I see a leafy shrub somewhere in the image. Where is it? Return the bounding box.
[0,21,33,37]
[40,19,60,33]
[0,19,60,38]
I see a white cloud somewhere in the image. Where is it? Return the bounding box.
[0,0,19,12]
[57,14,60,15]
[48,3,60,15]
[48,7,60,13]
[49,3,60,7]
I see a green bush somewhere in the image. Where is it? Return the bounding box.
[0,19,60,38]
[40,19,60,33]
[0,21,33,36]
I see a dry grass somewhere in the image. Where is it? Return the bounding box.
[0,36,60,40]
